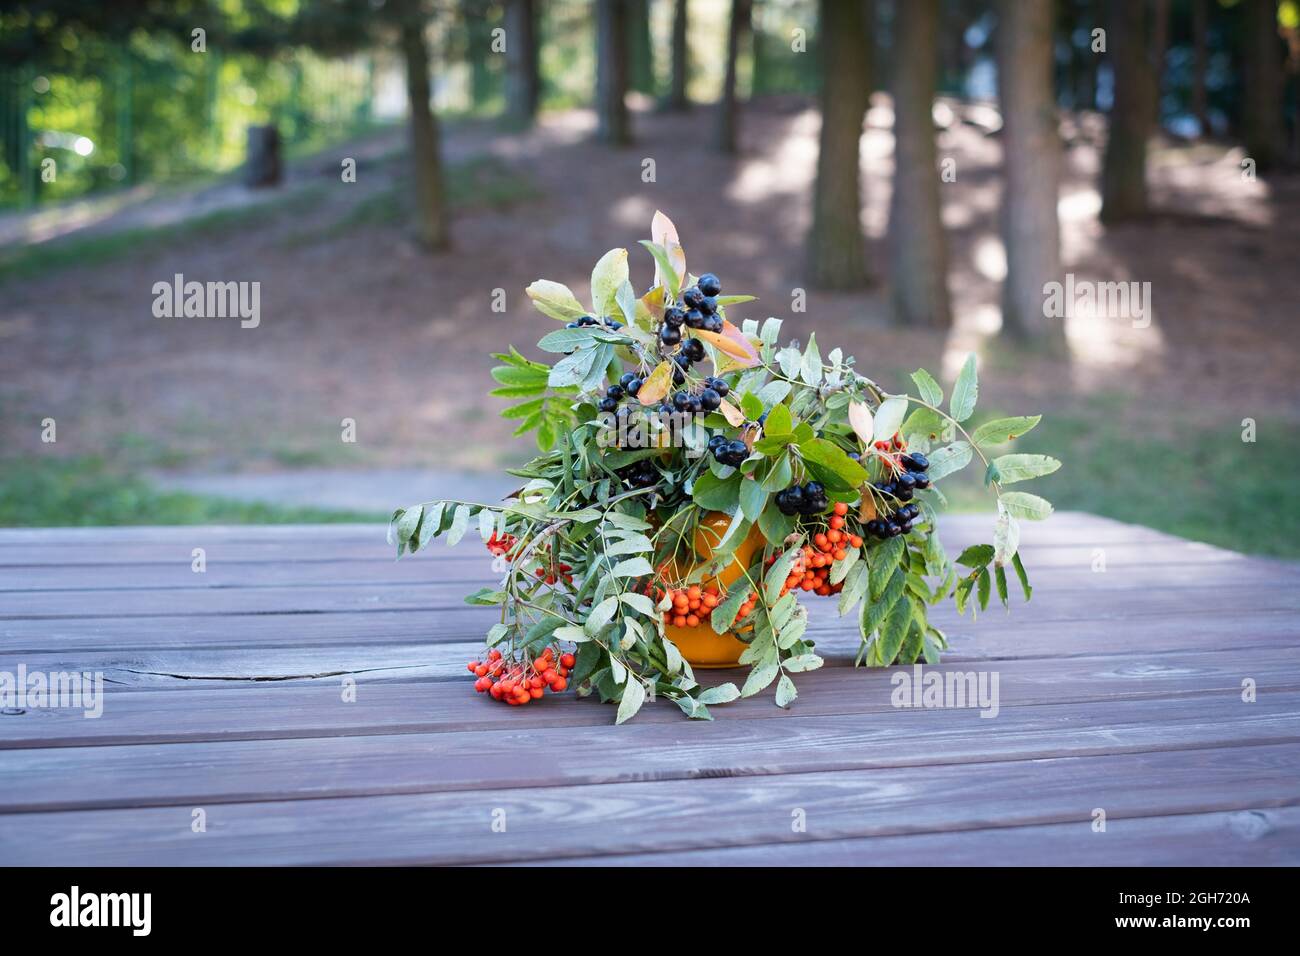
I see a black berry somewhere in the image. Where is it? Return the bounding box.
[697,273,721,297]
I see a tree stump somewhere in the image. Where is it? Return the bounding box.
[244,124,282,188]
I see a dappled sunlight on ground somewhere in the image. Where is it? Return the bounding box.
[1,97,1295,473]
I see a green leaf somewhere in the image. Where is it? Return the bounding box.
[990,453,1061,484]
[910,368,944,407]
[740,391,765,420]
[616,677,646,724]
[417,502,444,551]
[837,560,870,617]
[548,348,600,388]
[446,505,471,546]
[764,402,793,436]
[692,469,742,511]
[783,654,823,673]
[873,396,909,442]
[1000,491,1054,520]
[711,585,750,634]
[620,592,657,616]
[765,544,804,605]
[757,501,797,545]
[869,536,906,596]
[949,354,979,422]
[1012,553,1033,600]
[638,240,679,296]
[741,657,780,697]
[716,294,757,307]
[925,441,973,480]
[860,569,905,636]
[591,247,629,318]
[612,557,654,578]
[875,596,914,665]
[586,595,620,635]
[526,279,588,321]
[799,333,822,385]
[955,543,995,568]
[740,479,769,523]
[395,505,422,544]
[995,565,1010,608]
[552,625,590,643]
[760,453,793,492]
[697,682,741,705]
[976,567,992,610]
[971,415,1041,446]
[798,438,869,488]
[775,673,798,708]
[536,328,598,353]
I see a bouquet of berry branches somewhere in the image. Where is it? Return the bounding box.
[390,212,1060,723]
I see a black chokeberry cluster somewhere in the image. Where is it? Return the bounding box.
[776,481,829,516]
[618,459,661,488]
[865,452,931,537]
[661,272,724,344]
[708,433,749,467]
[866,503,920,538]
[598,371,643,413]
[567,314,623,331]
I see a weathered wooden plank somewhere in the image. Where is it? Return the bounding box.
[3,576,1295,620]
[0,512,1150,545]
[513,807,1300,867]
[2,551,1287,592]
[2,693,1297,812]
[2,606,1294,686]
[4,647,1294,749]
[1,743,1295,865]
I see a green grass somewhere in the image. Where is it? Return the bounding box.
[0,185,327,287]
[315,156,540,239]
[0,457,382,527]
[940,404,1300,559]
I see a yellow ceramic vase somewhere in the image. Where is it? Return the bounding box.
[663,511,767,668]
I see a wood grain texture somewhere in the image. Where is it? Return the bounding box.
[0,514,1296,865]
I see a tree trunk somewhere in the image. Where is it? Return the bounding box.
[504,0,539,127]
[1192,0,1208,135]
[400,15,450,249]
[1242,0,1284,171]
[628,0,654,94]
[806,0,871,289]
[888,0,950,328]
[1149,0,1169,129]
[1100,0,1149,222]
[596,0,632,144]
[716,0,751,153]
[997,0,1063,348]
[669,0,690,110]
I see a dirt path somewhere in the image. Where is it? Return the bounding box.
[2,97,1297,477]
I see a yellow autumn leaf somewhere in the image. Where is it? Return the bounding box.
[718,398,746,426]
[694,320,759,366]
[637,361,674,406]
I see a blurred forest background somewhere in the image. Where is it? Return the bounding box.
[0,0,1297,556]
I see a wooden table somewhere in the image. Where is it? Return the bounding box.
[1,513,1297,866]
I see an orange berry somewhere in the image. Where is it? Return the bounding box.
[688,598,701,611]
[686,614,700,627]
[702,594,718,609]
[816,584,831,596]
[829,515,844,530]
[814,533,829,549]
[833,548,847,561]
[560,653,575,668]
[828,529,843,544]
[849,535,863,548]
[530,686,544,699]
[551,677,568,692]
[834,501,849,516]
[674,614,688,627]
[687,585,702,601]
[801,579,815,591]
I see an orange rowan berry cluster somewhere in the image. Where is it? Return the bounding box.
[485,531,517,557]
[467,646,577,705]
[659,583,721,628]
